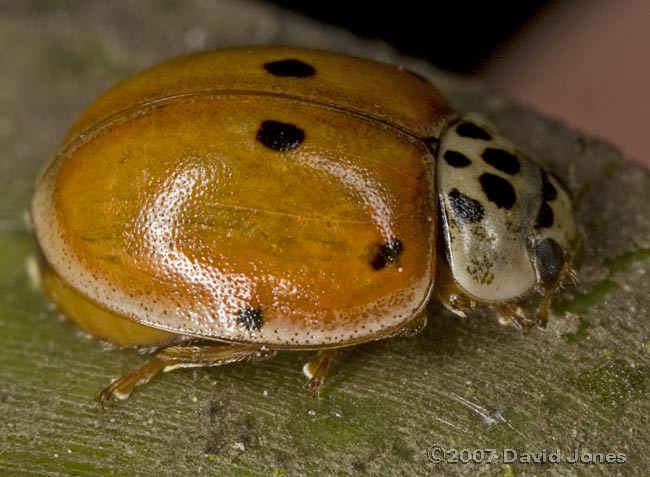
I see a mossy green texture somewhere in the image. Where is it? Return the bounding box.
[556,247,650,345]
[604,248,650,274]
[569,358,649,410]
[561,317,594,346]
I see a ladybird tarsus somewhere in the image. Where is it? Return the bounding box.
[496,303,535,335]
[303,349,336,396]
[97,357,167,408]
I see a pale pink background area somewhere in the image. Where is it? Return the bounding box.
[484,0,649,167]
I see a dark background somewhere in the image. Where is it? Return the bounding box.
[266,0,649,164]
[267,0,550,73]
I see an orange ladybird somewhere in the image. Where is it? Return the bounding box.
[31,46,580,405]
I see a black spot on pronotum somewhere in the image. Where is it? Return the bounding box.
[444,150,472,168]
[534,238,564,283]
[541,171,558,202]
[236,307,264,331]
[481,148,520,174]
[263,59,316,77]
[371,238,403,270]
[448,189,485,224]
[456,122,492,140]
[479,173,516,209]
[256,120,305,151]
[535,202,554,229]
[536,171,558,229]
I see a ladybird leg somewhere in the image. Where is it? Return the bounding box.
[302,349,336,396]
[98,343,273,407]
[536,291,553,329]
[98,357,167,408]
[537,265,579,329]
[495,303,535,335]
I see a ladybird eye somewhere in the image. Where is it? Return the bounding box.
[534,238,564,283]
[370,239,404,270]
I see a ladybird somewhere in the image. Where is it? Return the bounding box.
[30,46,580,405]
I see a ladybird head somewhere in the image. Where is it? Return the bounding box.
[436,115,580,322]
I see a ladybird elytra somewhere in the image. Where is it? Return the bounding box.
[31,46,580,404]
[38,256,177,346]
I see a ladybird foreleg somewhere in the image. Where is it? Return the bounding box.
[536,264,579,329]
[97,356,167,408]
[536,291,553,330]
[495,303,535,335]
[302,349,336,396]
[98,343,273,407]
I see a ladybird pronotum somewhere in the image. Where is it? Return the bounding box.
[30,46,580,405]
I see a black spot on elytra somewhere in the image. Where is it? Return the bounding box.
[256,120,305,151]
[481,148,520,174]
[448,189,485,224]
[541,171,558,201]
[535,202,554,229]
[263,59,315,77]
[534,238,564,283]
[479,173,516,209]
[444,150,472,168]
[456,122,492,140]
[371,239,403,270]
[236,307,264,331]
